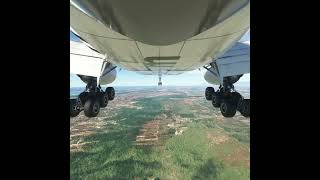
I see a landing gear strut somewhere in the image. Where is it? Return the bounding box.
[70,79,115,118]
[158,75,162,86]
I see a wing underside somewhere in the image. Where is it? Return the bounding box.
[70,1,250,76]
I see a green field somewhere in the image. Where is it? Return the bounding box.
[70,93,250,180]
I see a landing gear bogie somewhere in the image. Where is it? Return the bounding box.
[205,86,250,118]
[70,85,115,118]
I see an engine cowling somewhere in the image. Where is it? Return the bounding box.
[99,65,117,85]
[204,70,220,85]
[204,69,242,85]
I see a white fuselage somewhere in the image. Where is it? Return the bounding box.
[70,0,250,76]
[70,41,117,85]
[204,41,250,85]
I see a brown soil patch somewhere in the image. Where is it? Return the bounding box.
[135,120,160,146]
[222,146,250,168]
[70,116,108,152]
[134,113,189,146]
[207,132,229,145]
[207,131,249,168]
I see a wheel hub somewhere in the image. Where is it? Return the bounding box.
[242,103,248,112]
[221,103,227,113]
[212,96,216,103]
[93,103,99,113]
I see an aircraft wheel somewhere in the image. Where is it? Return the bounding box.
[231,92,242,104]
[84,97,100,117]
[220,100,237,117]
[205,87,214,100]
[99,91,109,108]
[239,99,250,117]
[212,92,221,107]
[106,87,115,101]
[79,92,88,105]
[70,99,80,117]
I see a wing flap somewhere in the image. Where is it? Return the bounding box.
[70,41,105,77]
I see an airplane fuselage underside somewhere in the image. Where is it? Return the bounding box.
[70,0,250,76]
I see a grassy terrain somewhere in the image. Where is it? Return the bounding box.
[70,95,250,180]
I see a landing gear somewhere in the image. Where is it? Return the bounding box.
[205,87,214,100]
[99,91,109,108]
[220,100,237,117]
[158,75,162,86]
[84,96,100,117]
[203,61,250,118]
[239,99,250,117]
[70,99,80,117]
[106,87,115,101]
[205,87,222,108]
[211,92,221,108]
[70,79,115,117]
[205,85,250,118]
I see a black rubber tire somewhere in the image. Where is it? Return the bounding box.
[220,100,237,117]
[99,91,109,108]
[212,92,221,107]
[106,87,115,101]
[70,99,80,117]
[84,97,100,117]
[239,99,250,117]
[231,92,242,103]
[205,87,214,100]
[79,92,88,105]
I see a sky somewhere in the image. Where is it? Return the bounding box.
[70,31,250,87]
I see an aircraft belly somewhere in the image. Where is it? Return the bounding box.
[70,1,249,75]
[71,0,249,45]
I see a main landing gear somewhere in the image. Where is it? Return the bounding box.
[70,80,115,118]
[205,85,250,118]
[158,75,162,86]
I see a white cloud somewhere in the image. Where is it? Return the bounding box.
[185,68,207,75]
[237,73,250,82]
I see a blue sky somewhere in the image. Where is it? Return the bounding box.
[70,31,250,87]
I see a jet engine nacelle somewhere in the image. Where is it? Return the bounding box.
[204,70,242,85]
[204,70,220,85]
[99,65,117,85]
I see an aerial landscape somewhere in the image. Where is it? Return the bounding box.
[70,1,250,178]
[70,86,250,180]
